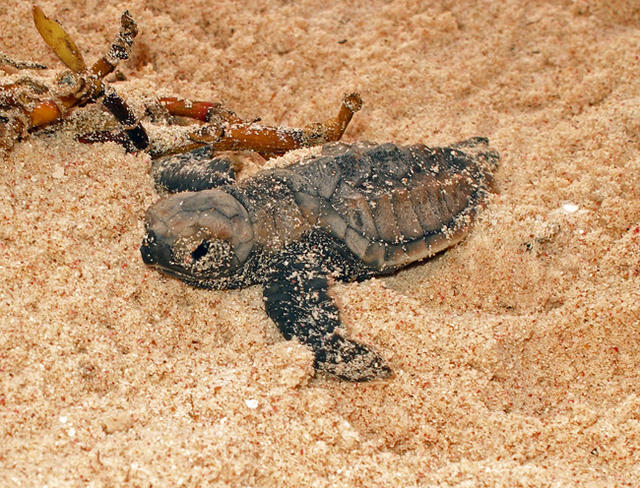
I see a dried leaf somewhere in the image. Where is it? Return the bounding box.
[32,5,86,73]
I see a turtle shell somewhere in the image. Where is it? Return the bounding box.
[283,138,498,271]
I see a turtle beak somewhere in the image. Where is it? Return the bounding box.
[140,239,155,264]
[140,228,171,266]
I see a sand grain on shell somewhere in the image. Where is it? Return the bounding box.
[1,0,640,486]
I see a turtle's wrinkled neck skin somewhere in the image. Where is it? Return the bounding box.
[141,138,499,381]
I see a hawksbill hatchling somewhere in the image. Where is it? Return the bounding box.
[140,137,499,381]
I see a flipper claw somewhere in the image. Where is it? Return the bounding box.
[313,333,392,381]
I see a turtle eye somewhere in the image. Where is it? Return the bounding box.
[178,236,235,273]
[191,239,210,262]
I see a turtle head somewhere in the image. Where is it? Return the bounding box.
[140,189,254,288]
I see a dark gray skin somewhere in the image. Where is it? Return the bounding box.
[141,138,499,381]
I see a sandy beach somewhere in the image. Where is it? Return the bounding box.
[1,0,639,486]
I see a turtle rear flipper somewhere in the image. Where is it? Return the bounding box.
[263,243,391,381]
[449,136,500,170]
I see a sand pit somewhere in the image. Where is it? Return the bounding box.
[1,0,639,486]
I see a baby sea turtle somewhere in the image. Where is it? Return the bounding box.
[140,137,499,381]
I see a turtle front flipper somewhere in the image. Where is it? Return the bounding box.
[262,245,391,381]
[150,146,236,193]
